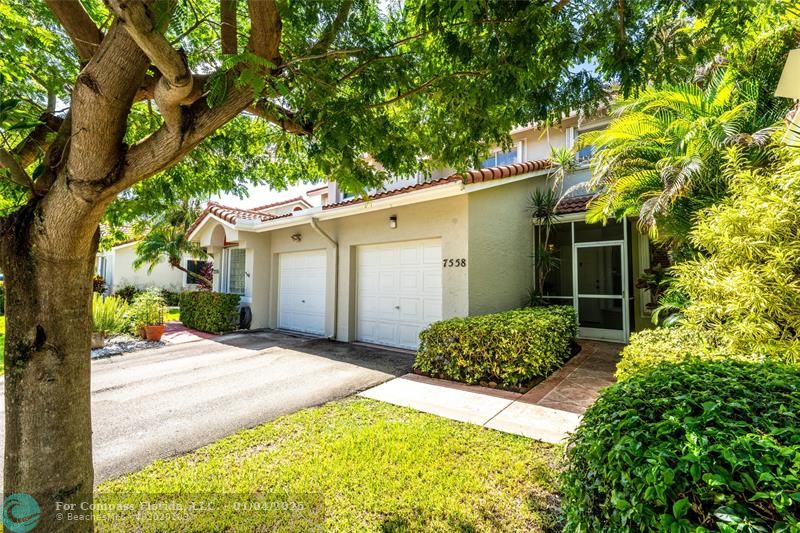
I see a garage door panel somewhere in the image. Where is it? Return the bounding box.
[278,250,327,336]
[357,239,442,350]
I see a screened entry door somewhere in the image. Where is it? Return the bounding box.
[574,242,627,342]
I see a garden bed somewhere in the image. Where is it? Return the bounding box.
[90,334,164,359]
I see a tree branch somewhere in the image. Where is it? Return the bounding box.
[108,87,255,197]
[310,0,352,55]
[0,149,34,191]
[368,71,483,109]
[247,101,312,135]
[45,0,104,62]
[108,0,198,131]
[247,0,282,65]
[3,113,64,170]
[221,0,238,55]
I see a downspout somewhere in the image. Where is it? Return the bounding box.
[309,217,339,340]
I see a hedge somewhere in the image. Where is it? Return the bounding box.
[179,291,240,334]
[414,306,577,387]
[616,326,787,381]
[562,360,800,531]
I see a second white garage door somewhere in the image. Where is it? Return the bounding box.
[278,250,327,336]
[356,239,442,349]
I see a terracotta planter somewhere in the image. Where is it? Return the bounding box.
[144,324,166,342]
[137,327,146,339]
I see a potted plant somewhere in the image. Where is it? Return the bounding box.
[129,288,167,341]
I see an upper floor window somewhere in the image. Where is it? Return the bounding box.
[222,248,246,295]
[480,141,524,169]
[571,124,608,165]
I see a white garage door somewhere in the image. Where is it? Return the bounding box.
[357,239,442,349]
[278,250,327,336]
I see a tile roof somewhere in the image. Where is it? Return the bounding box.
[459,159,551,184]
[186,201,277,236]
[555,194,593,214]
[321,174,463,210]
[188,159,565,234]
[322,158,552,210]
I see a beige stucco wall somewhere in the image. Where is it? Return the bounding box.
[259,194,470,341]
[466,177,552,315]
[109,244,184,292]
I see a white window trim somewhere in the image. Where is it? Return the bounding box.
[483,140,525,168]
[221,247,246,296]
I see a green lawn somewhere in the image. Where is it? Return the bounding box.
[97,398,561,532]
[164,308,180,322]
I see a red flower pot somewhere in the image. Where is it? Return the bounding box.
[144,325,166,342]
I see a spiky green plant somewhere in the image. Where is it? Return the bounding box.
[92,293,130,337]
[529,188,561,304]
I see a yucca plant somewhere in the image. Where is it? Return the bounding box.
[92,293,130,337]
[529,188,561,304]
[566,69,775,244]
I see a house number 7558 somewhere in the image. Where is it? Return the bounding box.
[442,258,466,267]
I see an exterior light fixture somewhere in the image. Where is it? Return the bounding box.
[389,215,397,229]
[291,233,302,242]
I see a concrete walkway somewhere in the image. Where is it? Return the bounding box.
[359,341,622,443]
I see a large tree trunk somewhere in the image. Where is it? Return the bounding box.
[2,201,99,531]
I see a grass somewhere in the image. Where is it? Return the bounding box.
[97,398,562,532]
[164,308,180,322]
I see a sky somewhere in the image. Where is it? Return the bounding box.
[214,181,315,209]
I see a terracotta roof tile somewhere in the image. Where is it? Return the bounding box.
[321,175,463,210]
[460,159,551,184]
[322,159,552,210]
[186,201,277,237]
[188,159,557,234]
[555,194,593,214]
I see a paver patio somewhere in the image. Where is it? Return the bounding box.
[359,340,622,443]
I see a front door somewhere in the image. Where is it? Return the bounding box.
[574,242,628,342]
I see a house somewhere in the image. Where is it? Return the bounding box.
[186,116,664,349]
[97,198,312,294]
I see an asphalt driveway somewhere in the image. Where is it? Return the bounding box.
[0,331,413,484]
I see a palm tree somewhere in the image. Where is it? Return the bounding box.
[567,69,774,243]
[132,202,212,287]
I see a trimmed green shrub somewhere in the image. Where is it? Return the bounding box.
[115,284,138,303]
[161,289,180,307]
[562,361,800,531]
[180,291,240,334]
[415,306,577,387]
[616,327,711,381]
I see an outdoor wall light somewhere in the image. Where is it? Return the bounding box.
[291,233,302,242]
[389,215,398,229]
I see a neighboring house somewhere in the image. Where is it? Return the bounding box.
[187,116,663,349]
[97,197,311,294]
